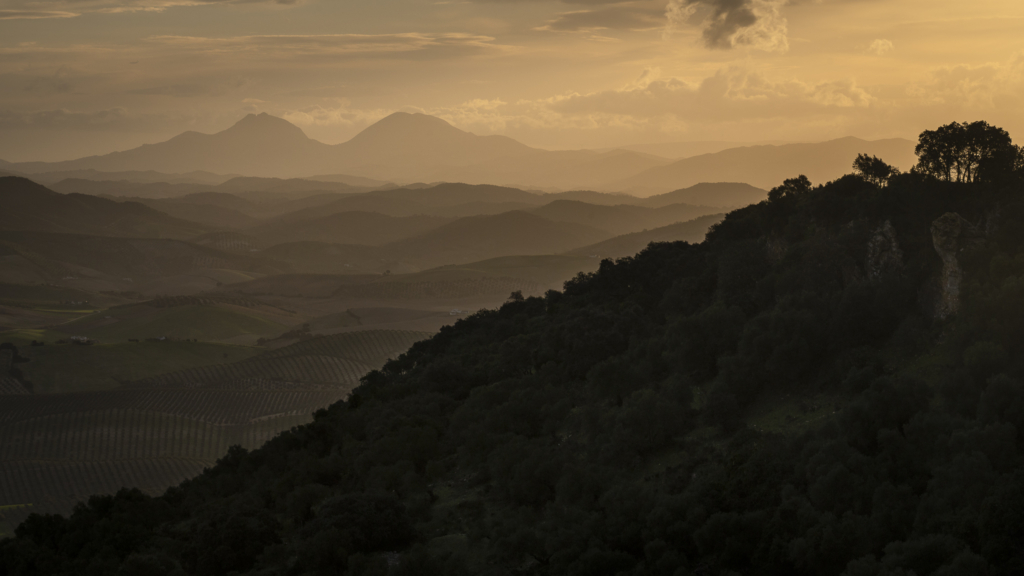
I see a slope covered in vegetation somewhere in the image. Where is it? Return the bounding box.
[3,129,1024,575]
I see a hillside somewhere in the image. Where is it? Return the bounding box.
[8,163,1024,574]
[257,242,395,275]
[54,297,294,345]
[567,213,726,258]
[615,136,917,193]
[383,210,611,266]
[250,212,452,246]
[108,196,260,230]
[639,182,768,208]
[0,231,287,291]
[0,177,212,239]
[274,183,545,221]
[49,178,210,199]
[27,169,231,186]
[530,199,721,235]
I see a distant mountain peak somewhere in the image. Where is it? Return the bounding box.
[349,112,468,146]
[221,113,310,141]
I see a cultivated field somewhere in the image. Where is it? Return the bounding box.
[0,329,430,530]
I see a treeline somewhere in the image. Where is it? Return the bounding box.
[3,122,1024,575]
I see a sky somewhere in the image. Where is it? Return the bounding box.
[1,0,1023,161]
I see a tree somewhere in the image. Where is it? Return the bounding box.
[853,153,900,187]
[767,175,812,201]
[914,121,1017,183]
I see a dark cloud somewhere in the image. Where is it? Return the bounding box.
[689,0,758,49]
[667,0,788,51]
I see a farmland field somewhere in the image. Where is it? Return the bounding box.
[55,303,292,344]
[14,340,261,394]
[0,390,351,527]
[0,329,431,524]
[135,329,428,390]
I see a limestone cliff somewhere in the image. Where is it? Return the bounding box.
[931,212,984,318]
[866,220,903,280]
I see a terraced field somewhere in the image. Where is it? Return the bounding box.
[0,329,430,528]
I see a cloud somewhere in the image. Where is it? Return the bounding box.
[544,66,872,123]
[143,33,511,61]
[280,100,391,129]
[665,0,788,51]
[0,108,134,130]
[0,10,78,19]
[911,54,1024,111]
[0,0,298,18]
[538,3,666,32]
[868,39,893,56]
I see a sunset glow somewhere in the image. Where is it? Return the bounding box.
[3,0,1023,160]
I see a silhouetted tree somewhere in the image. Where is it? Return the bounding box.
[853,153,900,187]
[767,175,812,201]
[914,121,1018,183]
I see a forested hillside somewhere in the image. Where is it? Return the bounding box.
[3,124,1024,576]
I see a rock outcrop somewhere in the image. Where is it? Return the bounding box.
[866,220,903,280]
[931,212,984,318]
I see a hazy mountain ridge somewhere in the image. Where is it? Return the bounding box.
[0,177,213,240]
[2,114,913,193]
[530,200,722,236]
[566,213,726,258]
[615,136,917,193]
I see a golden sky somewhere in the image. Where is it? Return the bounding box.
[2,0,1023,161]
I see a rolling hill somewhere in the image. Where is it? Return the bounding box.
[613,136,917,193]
[258,242,396,275]
[530,199,722,235]
[105,196,260,230]
[384,210,611,266]
[273,182,544,221]
[0,177,211,239]
[637,182,768,208]
[0,231,287,290]
[567,213,726,259]
[54,297,294,345]
[49,178,211,199]
[250,212,452,246]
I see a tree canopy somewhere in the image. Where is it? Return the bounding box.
[914,120,1021,184]
[853,153,900,187]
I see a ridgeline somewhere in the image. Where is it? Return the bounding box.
[3,124,1024,576]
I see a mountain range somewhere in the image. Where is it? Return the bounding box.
[2,113,918,194]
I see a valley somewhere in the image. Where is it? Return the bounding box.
[0,130,738,531]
